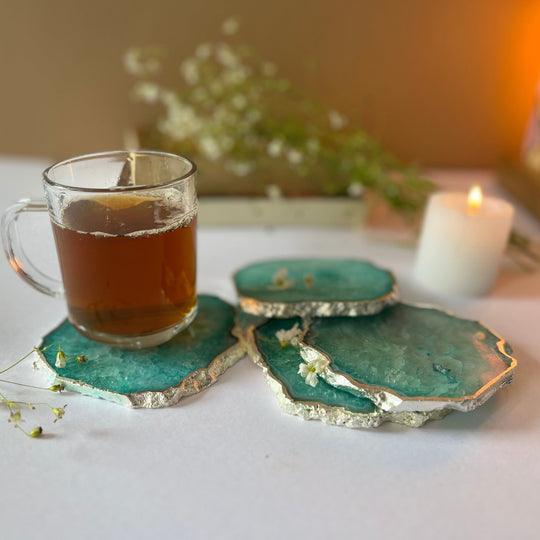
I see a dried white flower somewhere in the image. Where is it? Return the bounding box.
[124,48,160,77]
[222,17,240,36]
[195,43,212,60]
[199,136,222,161]
[180,59,200,85]
[265,184,282,199]
[226,160,253,177]
[275,323,303,348]
[231,94,247,110]
[347,182,364,198]
[222,66,249,86]
[55,350,67,368]
[328,110,347,130]
[270,268,294,290]
[267,139,284,157]
[216,44,239,68]
[132,81,160,104]
[159,99,202,141]
[298,358,328,387]
[287,148,303,165]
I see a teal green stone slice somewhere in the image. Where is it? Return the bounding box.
[239,316,449,428]
[300,303,517,413]
[234,258,398,318]
[37,295,244,408]
[256,318,377,414]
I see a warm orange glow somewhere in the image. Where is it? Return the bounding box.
[468,184,483,214]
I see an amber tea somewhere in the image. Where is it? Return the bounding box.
[52,194,197,338]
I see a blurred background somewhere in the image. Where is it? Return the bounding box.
[0,0,539,165]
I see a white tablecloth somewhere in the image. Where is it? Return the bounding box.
[1,158,539,540]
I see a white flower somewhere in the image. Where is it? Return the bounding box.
[298,358,328,387]
[275,323,303,348]
[124,48,160,76]
[132,81,160,104]
[347,182,364,198]
[55,350,67,368]
[328,110,347,130]
[261,62,277,77]
[223,66,250,86]
[267,139,284,157]
[222,17,240,36]
[180,58,200,85]
[199,136,222,161]
[216,44,239,68]
[265,184,282,199]
[195,43,212,60]
[287,148,303,165]
[231,94,247,110]
[158,98,202,141]
[226,161,253,177]
[270,267,294,290]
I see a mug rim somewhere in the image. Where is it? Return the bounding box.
[43,150,197,193]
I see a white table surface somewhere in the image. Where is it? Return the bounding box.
[1,158,539,540]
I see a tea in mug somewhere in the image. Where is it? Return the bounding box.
[51,194,197,337]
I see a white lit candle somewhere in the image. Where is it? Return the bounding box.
[414,185,514,296]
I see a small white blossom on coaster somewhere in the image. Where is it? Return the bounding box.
[269,268,295,290]
[298,357,329,387]
[275,322,303,348]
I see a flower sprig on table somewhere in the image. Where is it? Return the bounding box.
[0,347,68,438]
[125,17,434,213]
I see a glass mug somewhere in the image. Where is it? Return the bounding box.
[1,151,198,349]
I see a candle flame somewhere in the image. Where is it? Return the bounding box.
[468,184,483,213]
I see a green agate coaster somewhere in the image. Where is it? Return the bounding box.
[234,258,398,318]
[36,295,245,408]
[297,304,517,413]
[235,313,448,428]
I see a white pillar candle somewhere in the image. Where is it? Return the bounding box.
[414,186,514,296]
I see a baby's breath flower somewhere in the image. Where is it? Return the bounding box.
[216,44,239,68]
[265,184,282,199]
[328,110,347,130]
[267,139,284,157]
[270,268,294,290]
[231,94,247,110]
[347,182,364,198]
[226,160,253,177]
[276,323,303,348]
[180,58,200,85]
[287,149,303,165]
[55,349,67,369]
[298,358,328,387]
[124,48,160,77]
[48,384,65,393]
[195,43,212,59]
[8,409,22,425]
[221,17,240,36]
[51,405,67,423]
[199,136,223,161]
[132,81,160,104]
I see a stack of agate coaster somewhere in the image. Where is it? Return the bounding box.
[37,295,244,408]
[234,258,517,428]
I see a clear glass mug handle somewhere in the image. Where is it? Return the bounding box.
[1,198,64,298]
